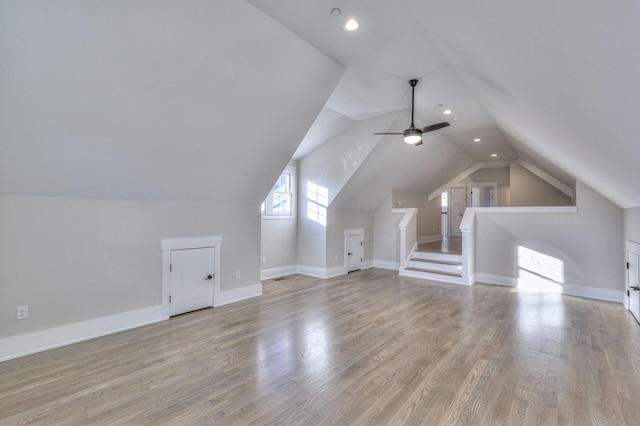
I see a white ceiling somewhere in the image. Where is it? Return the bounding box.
[0,0,342,203]
[3,1,640,209]
[251,0,640,208]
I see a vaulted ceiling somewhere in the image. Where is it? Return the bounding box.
[251,0,640,209]
[2,1,639,209]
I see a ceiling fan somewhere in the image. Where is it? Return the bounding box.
[374,79,450,146]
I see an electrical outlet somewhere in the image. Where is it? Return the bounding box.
[235,270,241,279]
[262,257,266,264]
[334,254,338,262]
[16,305,29,320]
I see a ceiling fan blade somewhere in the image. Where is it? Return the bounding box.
[373,132,403,135]
[419,122,450,133]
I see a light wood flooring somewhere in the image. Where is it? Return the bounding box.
[2,269,640,424]
[417,238,462,255]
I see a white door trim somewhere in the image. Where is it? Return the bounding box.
[466,181,498,207]
[626,239,640,319]
[161,236,222,318]
[344,229,364,272]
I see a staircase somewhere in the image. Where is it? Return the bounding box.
[401,244,468,286]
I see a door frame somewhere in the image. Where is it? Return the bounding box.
[449,185,466,238]
[161,236,222,317]
[466,182,498,207]
[344,229,364,272]
[626,239,640,320]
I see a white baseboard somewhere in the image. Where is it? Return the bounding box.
[215,283,263,307]
[475,273,517,287]
[373,260,400,271]
[561,284,624,304]
[0,305,167,363]
[417,235,442,244]
[474,273,624,304]
[261,265,297,281]
[296,262,374,279]
[296,265,327,279]
[326,266,347,279]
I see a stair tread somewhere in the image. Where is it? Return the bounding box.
[404,267,463,277]
[409,258,462,266]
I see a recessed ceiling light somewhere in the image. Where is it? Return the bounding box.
[331,8,342,16]
[474,138,481,142]
[345,19,359,31]
[491,153,498,157]
[443,109,452,115]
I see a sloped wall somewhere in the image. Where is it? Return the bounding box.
[475,182,624,298]
[0,195,259,339]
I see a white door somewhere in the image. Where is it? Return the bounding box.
[449,185,466,237]
[628,244,640,323]
[347,235,362,272]
[170,247,215,316]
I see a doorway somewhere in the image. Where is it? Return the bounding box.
[467,182,498,207]
[628,240,640,323]
[344,229,364,273]
[449,185,465,237]
[161,236,222,317]
[169,247,215,316]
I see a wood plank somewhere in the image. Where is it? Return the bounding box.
[1,269,639,424]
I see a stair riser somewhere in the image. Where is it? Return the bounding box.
[412,251,461,263]
[407,260,462,274]
[400,269,470,286]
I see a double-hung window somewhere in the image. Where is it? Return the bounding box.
[262,164,296,218]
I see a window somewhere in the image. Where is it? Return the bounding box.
[262,165,296,217]
[307,181,328,226]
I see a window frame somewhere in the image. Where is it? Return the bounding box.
[262,164,296,219]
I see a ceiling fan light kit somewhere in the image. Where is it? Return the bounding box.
[374,79,450,146]
[403,128,422,145]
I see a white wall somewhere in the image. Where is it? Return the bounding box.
[373,193,403,268]
[625,206,640,243]
[261,218,297,271]
[326,209,374,270]
[474,182,624,297]
[392,190,441,238]
[459,167,511,207]
[0,195,260,339]
[510,161,573,206]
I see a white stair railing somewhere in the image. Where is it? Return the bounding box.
[398,208,418,272]
[459,207,476,285]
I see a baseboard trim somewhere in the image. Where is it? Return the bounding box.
[475,273,517,287]
[296,265,327,279]
[261,265,297,281]
[326,266,347,279]
[373,260,400,271]
[417,235,442,244]
[0,305,167,363]
[296,262,374,279]
[215,283,263,307]
[474,273,624,303]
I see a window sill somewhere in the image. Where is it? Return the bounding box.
[261,214,296,220]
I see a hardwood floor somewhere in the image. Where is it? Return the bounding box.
[417,238,462,255]
[2,269,640,424]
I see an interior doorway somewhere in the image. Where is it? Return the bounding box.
[467,182,498,207]
[449,185,465,237]
[344,229,364,273]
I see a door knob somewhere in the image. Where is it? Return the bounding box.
[205,274,213,280]
[631,286,640,291]
[348,252,353,256]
